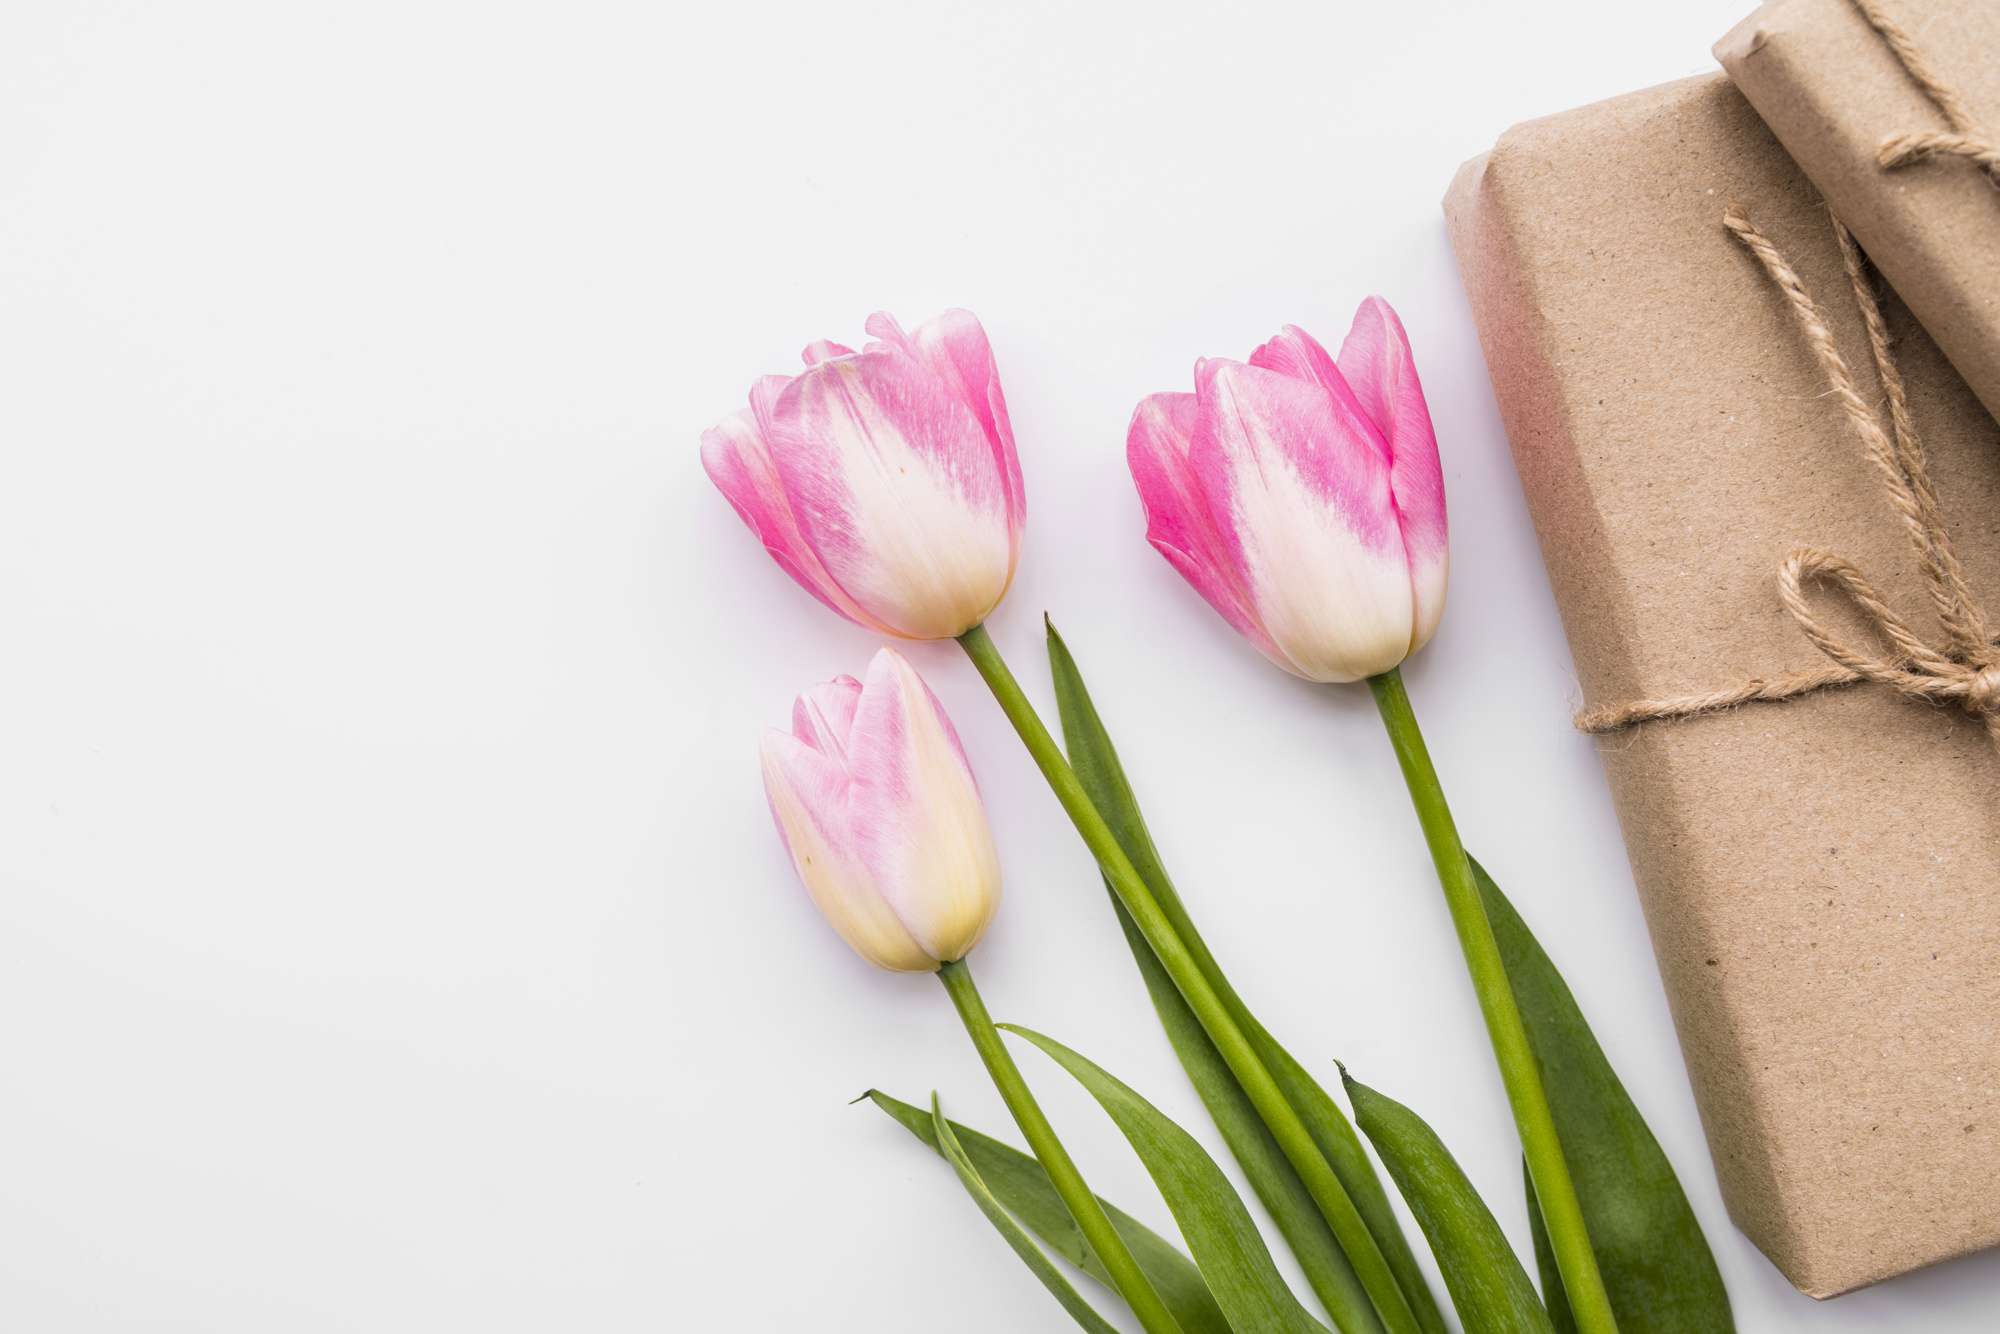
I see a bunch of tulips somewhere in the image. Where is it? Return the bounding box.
[703,304,1734,1333]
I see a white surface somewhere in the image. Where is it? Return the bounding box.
[4,1,1996,1329]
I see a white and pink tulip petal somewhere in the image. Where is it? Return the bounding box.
[699,411,896,634]
[1190,359,1415,682]
[897,309,1026,538]
[790,673,864,769]
[747,374,791,445]
[801,340,857,367]
[1126,392,1282,663]
[1248,326,1394,469]
[846,648,1000,965]
[759,727,939,974]
[1337,298,1447,652]
[771,351,1016,640]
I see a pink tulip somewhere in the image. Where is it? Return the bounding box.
[1126,298,1448,683]
[702,310,1026,641]
[759,647,1002,973]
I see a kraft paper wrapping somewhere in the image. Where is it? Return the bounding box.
[1444,73,2000,1297]
[1717,0,2000,427]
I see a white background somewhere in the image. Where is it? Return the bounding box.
[4,1,1996,1329]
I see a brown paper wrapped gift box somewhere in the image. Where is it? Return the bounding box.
[1716,0,2000,426]
[1444,73,2000,1297]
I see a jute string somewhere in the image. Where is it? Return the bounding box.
[1851,0,2000,186]
[1574,207,2000,744]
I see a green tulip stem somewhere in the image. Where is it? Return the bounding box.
[956,622,1423,1334]
[935,957,1184,1334]
[1365,667,1618,1334]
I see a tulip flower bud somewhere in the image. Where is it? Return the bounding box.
[703,310,1026,641]
[759,647,1002,972]
[1126,298,1447,683]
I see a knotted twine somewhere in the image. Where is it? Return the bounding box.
[1852,0,2000,187]
[1574,207,2000,745]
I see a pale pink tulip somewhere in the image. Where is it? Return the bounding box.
[702,310,1026,641]
[1126,298,1448,683]
[759,647,1002,973]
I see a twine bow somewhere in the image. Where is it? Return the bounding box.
[1575,208,2000,745]
[1854,0,2000,188]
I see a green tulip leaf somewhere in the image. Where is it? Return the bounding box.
[1471,857,1734,1332]
[864,1089,1230,1334]
[1105,887,1382,1334]
[1000,1023,1332,1334]
[1340,1068,1553,1334]
[1526,1157,1579,1334]
[922,1092,1124,1334]
[1047,616,1444,1334]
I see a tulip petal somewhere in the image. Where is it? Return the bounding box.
[1190,359,1414,682]
[872,309,1026,540]
[1247,326,1392,471]
[847,648,1001,963]
[1126,392,1284,665]
[700,409,897,634]
[802,339,857,366]
[746,373,790,451]
[760,727,937,974]
[791,673,864,769]
[1338,298,1448,651]
[770,351,1015,640]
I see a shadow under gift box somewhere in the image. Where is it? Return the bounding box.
[1445,72,2000,1299]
